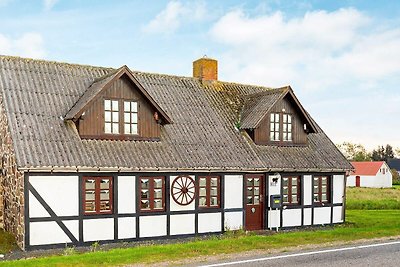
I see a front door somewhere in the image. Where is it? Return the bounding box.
[245,174,264,230]
[356,176,360,187]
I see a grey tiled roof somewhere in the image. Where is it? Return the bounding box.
[240,88,286,129]
[0,55,352,172]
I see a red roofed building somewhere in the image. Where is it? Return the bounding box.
[348,161,392,188]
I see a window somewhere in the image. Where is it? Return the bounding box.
[104,99,139,135]
[124,101,138,134]
[83,177,113,214]
[198,176,220,208]
[270,113,280,141]
[270,112,293,142]
[282,176,300,205]
[313,176,330,204]
[104,100,119,134]
[246,176,261,205]
[282,114,292,141]
[140,177,165,211]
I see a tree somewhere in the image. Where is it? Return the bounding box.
[385,144,394,161]
[390,168,400,184]
[371,146,385,161]
[371,144,394,162]
[336,142,371,161]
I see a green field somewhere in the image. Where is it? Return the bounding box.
[0,210,399,267]
[0,186,399,266]
[346,185,400,210]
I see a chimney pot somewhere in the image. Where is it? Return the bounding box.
[193,57,218,80]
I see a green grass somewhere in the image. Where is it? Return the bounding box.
[1,210,399,267]
[0,228,17,254]
[346,186,400,209]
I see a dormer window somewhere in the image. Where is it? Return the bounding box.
[65,66,172,141]
[270,112,292,142]
[104,99,139,135]
[270,113,280,141]
[104,99,120,134]
[283,114,292,141]
[124,101,138,134]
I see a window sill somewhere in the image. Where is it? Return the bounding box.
[80,134,160,142]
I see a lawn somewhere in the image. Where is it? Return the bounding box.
[346,185,400,209]
[0,210,399,267]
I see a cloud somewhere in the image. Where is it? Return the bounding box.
[209,7,400,148]
[143,1,207,34]
[43,0,58,11]
[0,32,46,58]
[209,8,400,91]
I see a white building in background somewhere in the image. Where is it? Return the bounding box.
[348,161,392,188]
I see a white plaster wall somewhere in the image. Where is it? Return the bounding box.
[313,207,331,225]
[118,176,135,213]
[139,215,167,237]
[333,175,345,204]
[198,213,221,233]
[170,175,196,212]
[333,206,343,223]
[224,211,243,230]
[303,208,312,226]
[118,217,136,239]
[267,210,281,228]
[303,175,312,206]
[29,192,50,218]
[268,174,281,206]
[29,175,79,217]
[83,218,114,242]
[170,214,195,235]
[348,174,392,188]
[282,209,302,227]
[224,175,243,209]
[30,220,79,246]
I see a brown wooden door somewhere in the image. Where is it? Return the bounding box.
[245,174,264,230]
[356,176,360,187]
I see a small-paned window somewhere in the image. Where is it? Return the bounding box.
[198,176,220,208]
[140,177,165,211]
[124,101,138,135]
[282,176,300,204]
[270,113,280,141]
[313,176,330,204]
[104,99,119,134]
[282,114,292,141]
[83,177,113,215]
[246,176,261,205]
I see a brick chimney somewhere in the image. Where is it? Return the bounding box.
[193,56,218,80]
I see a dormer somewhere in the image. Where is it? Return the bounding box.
[240,86,317,146]
[65,66,172,141]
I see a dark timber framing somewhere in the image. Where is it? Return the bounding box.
[24,171,345,250]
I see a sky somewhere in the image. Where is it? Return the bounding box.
[0,0,400,151]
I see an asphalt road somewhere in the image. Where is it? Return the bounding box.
[195,239,400,267]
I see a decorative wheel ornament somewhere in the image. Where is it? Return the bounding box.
[171,175,195,206]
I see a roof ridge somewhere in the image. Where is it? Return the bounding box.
[0,54,115,71]
[0,54,278,89]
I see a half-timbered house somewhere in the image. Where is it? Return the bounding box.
[0,55,352,250]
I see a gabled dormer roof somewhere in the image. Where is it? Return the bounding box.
[240,86,318,133]
[65,65,172,124]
